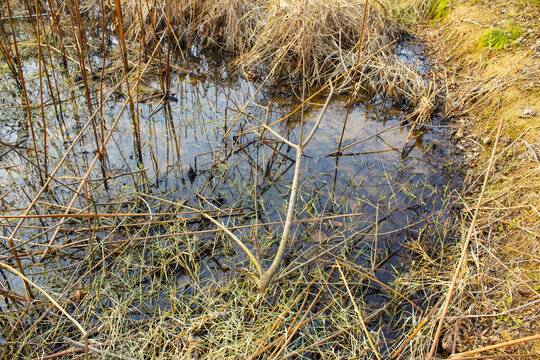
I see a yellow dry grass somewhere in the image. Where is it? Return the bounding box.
[121,0,439,124]
[400,0,540,357]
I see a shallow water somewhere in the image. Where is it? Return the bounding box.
[0,40,457,258]
[0,34,460,356]
[0,52,452,211]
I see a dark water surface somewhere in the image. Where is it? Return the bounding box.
[0,37,460,355]
[0,41,458,274]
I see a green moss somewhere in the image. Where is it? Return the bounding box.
[479,24,522,49]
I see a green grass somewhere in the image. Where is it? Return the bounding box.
[381,0,447,25]
[429,0,451,22]
[479,24,522,49]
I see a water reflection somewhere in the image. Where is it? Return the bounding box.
[0,49,456,293]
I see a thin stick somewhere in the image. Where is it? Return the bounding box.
[113,0,142,164]
[34,0,48,176]
[3,0,43,296]
[449,334,540,359]
[261,123,298,149]
[30,347,84,360]
[223,32,302,139]
[40,98,131,260]
[5,0,44,185]
[427,117,505,359]
[336,0,370,152]
[326,119,406,157]
[337,261,382,360]
[87,213,365,248]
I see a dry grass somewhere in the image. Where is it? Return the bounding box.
[120,0,439,125]
[389,0,540,358]
[5,0,536,359]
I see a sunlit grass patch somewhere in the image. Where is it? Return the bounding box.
[479,24,522,49]
[428,0,451,22]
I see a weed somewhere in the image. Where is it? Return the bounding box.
[429,0,451,22]
[479,24,522,49]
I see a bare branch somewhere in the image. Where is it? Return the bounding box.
[258,86,334,291]
[302,80,334,147]
[261,123,299,149]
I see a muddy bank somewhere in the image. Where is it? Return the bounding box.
[388,0,540,358]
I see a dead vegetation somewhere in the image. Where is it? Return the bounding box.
[388,0,540,358]
[0,0,538,359]
[119,0,440,125]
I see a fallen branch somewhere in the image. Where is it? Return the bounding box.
[257,80,334,291]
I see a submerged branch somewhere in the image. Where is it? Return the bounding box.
[258,81,334,291]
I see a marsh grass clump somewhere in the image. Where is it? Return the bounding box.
[428,0,451,22]
[121,0,440,125]
[479,24,522,49]
[235,0,393,86]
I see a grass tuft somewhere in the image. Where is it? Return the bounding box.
[428,0,451,22]
[479,24,522,49]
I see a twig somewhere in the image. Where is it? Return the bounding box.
[135,193,263,277]
[326,119,407,157]
[449,334,540,359]
[31,348,84,360]
[427,117,505,359]
[261,123,298,149]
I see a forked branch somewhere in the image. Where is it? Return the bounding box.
[257,81,334,291]
[171,82,334,291]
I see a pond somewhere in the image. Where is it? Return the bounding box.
[0,18,460,360]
